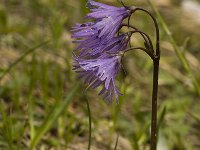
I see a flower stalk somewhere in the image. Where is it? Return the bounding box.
[130,7,160,149]
[151,56,160,150]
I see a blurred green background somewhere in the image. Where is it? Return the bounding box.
[0,0,200,149]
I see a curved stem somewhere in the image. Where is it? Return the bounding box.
[130,30,150,48]
[131,27,154,53]
[86,98,92,150]
[121,24,154,53]
[130,7,160,56]
[123,47,154,60]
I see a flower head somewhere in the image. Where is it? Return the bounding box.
[71,0,131,58]
[73,52,123,103]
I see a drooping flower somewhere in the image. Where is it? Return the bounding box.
[73,52,123,103]
[72,0,131,39]
[72,31,131,103]
[71,0,132,57]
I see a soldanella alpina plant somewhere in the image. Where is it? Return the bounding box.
[72,0,160,150]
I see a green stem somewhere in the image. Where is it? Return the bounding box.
[86,98,92,150]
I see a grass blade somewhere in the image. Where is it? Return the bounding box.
[30,83,80,149]
[0,102,14,150]
[114,134,119,150]
[0,40,49,82]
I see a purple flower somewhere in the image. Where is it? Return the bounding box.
[73,53,123,103]
[71,0,131,57]
[72,33,130,102]
[72,0,130,39]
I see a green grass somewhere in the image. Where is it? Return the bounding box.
[0,0,200,150]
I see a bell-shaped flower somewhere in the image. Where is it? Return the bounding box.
[73,53,123,103]
[71,0,132,58]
